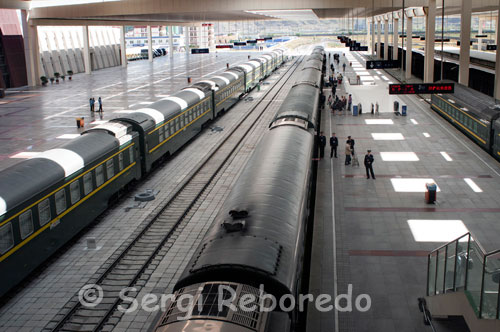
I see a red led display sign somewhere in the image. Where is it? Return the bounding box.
[389,83,454,95]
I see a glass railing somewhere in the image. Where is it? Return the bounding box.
[427,232,500,319]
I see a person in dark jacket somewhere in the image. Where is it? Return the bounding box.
[364,150,375,179]
[98,97,103,112]
[319,132,327,159]
[330,133,338,158]
[89,98,95,112]
[347,136,355,154]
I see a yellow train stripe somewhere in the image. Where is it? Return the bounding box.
[433,104,487,144]
[0,162,137,262]
[149,108,213,153]
[0,144,134,228]
[148,97,211,135]
[435,95,487,128]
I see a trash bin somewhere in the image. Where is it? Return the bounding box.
[425,183,437,204]
[402,105,407,116]
[352,105,358,116]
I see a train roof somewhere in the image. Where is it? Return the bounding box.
[175,126,314,296]
[272,83,320,128]
[0,131,119,217]
[435,80,500,122]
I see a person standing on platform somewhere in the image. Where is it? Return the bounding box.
[319,132,327,159]
[364,150,375,179]
[342,62,346,73]
[330,133,338,158]
[89,98,95,112]
[345,142,352,165]
[347,135,355,155]
[348,94,352,112]
[375,101,379,114]
[98,97,103,112]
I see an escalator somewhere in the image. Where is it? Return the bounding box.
[420,232,500,331]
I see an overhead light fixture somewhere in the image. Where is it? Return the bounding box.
[30,0,122,9]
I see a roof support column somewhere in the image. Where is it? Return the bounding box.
[147,25,153,62]
[82,25,91,74]
[120,25,127,67]
[406,16,413,80]
[185,26,190,54]
[377,20,381,58]
[384,18,389,60]
[494,2,500,101]
[21,10,39,86]
[393,18,399,61]
[371,20,375,56]
[366,18,370,53]
[424,0,436,83]
[478,17,485,51]
[459,0,471,85]
[169,26,174,58]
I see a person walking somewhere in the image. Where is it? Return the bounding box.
[348,94,352,112]
[319,132,327,159]
[89,98,95,112]
[371,102,374,114]
[375,101,379,114]
[330,133,338,158]
[342,62,346,73]
[364,150,375,179]
[344,142,352,165]
[98,97,103,112]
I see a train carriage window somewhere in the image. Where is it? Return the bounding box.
[119,153,124,171]
[83,173,93,195]
[38,199,51,226]
[0,223,14,254]
[19,210,33,239]
[474,122,478,133]
[70,181,80,205]
[106,159,114,179]
[55,189,66,215]
[159,126,165,142]
[175,118,180,131]
[96,165,104,187]
[129,147,134,164]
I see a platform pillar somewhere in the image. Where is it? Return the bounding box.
[371,20,376,56]
[120,26,127,67]
[377,20,381,58]
[406,16,413,80]
[21,10,38,86]
[384,18,389,60]
[495,5,500,101]
[147,25,153,62]
[393,18,399,61]
[459,0,471,85]
[424,0,436,83]
[82,26,91,74]
[169,26,174,58]
[478,17,485,51]
[185,26,190,54]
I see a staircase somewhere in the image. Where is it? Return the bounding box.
[423,232,500,331]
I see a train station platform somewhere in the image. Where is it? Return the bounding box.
[308,48,500,332]
[0,51,252,171]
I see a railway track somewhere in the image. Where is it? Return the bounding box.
[45,55,306,332]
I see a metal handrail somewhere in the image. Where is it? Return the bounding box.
[426,232,500,320]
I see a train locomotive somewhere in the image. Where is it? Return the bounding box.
[430,81,500,161]
[0,50,285,298]
[153,46,325,332]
